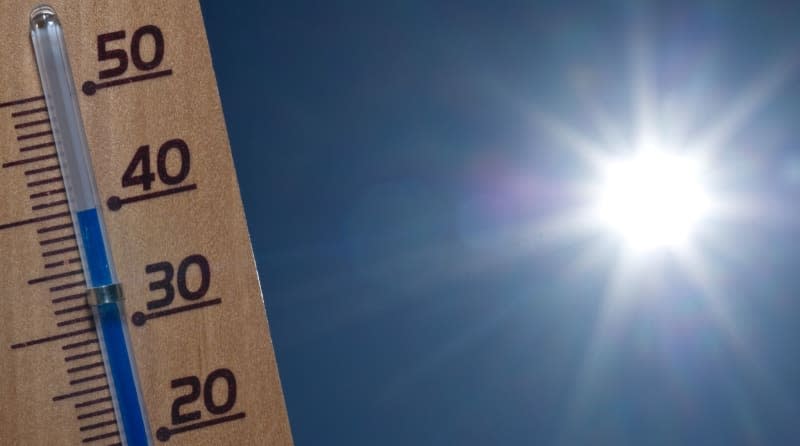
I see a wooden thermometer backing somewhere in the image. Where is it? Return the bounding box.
[0,1,294,445]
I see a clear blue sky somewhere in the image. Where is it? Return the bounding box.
[200,1,800,444]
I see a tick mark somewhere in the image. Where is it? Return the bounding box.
[155,412,246,442]
[10,327,94,350]
[57,315,93,327]
[28,268,83,284]
[80,430,119,443]
[63,337,98,350]
[37,221,72,233]
[64,349,101,362]
[107,184,197,211]
[25,164,60,176]
[0,95,44,108]
[67,361,104,374]
[52,291,88,304]
[39,233,77,245]
[76,407,115,420]
[49,279,86,293]
[14,117,50,129]
[3,152,57,168]
[74,395,111,408]
[70,373,107,386]
[30,187,66,199]
[12,106,47,117]
[0,211,68,232]
[79,419,116,431]
[132,298,221,326]
[27,175,63,188]
[82,69,172,96]
[20,141,55,152]
[42,245,79,257]
[16,129,53,141]
[55,303,91,315]
[53,384,109,401]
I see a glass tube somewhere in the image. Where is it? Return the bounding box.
[30,5,151,445]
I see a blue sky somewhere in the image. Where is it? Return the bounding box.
[200,1,800,444]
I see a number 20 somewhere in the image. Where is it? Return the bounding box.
[171,368,237,425]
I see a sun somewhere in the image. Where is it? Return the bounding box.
[593,149,714,253]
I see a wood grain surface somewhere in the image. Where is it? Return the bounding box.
[0,1,293,444]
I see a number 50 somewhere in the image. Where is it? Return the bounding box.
[96,25,165,80]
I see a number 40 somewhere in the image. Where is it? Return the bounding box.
[122,138,190,191]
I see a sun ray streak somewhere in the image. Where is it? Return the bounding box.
[531,111,611,170]
[630,16,658,153]
[694,54,800,158]
[527,10,800,443]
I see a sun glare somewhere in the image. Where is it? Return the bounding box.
[523,16,796,441]
[594,150,713,252]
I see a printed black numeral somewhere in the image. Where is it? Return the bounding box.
[170,369,237,424]
[131,25,165,71]
[205,369,237,415]
[97,30,127,79]
[108,138,195,212]
[146,254,210,310]
[122,145,155,190]
[84,24,172,96]
[159,368,240,441]
[122,139,190,192]
[132,254,217,327]
[96,25,165,80]
[171,376,202,425]
[145,261,174,310]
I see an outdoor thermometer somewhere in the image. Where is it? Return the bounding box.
[0,1,293,445]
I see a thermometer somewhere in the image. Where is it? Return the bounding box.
[31,5,150,444]
[0,1,293,445]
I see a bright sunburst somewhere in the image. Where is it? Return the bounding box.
[526,15,800,444]
[592,148,713,253]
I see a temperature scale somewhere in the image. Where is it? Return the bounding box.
[0,1,293,445]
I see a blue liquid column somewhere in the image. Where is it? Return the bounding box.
[77,208,150,446]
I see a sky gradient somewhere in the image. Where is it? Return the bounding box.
[200,1,800,444]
